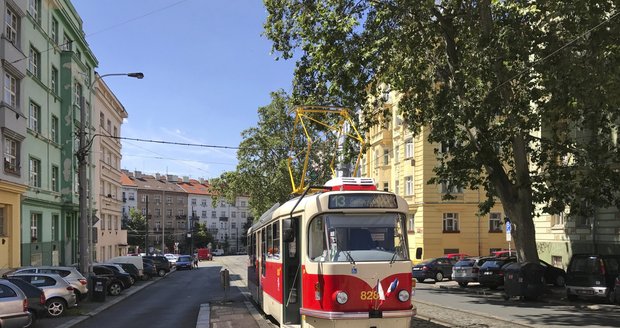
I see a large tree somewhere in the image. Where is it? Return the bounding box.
[123,208,146,252]
[263,0,620,262]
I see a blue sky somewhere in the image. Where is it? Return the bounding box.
[71,0,295,180]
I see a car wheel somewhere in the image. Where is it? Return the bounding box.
[108,281,123,296]
[554,275,566,287]
[46,298,67,317]
[129,276,136,285]
[158,269,166,277]
[607,290,615,305]
[24,309,36,328]
[458,281,468,287]
[434,272,444,282]
[415,278,425,283]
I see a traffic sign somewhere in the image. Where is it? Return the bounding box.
[505,221,512,241]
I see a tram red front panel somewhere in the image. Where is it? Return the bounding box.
[301,265,413,312]
[261,261,283,304]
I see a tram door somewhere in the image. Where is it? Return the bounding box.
[283,217,301,324]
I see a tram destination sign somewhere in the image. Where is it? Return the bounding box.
[328,193,398,209]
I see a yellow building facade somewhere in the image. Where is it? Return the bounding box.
[0,180,27,272]
[362,99,510,263]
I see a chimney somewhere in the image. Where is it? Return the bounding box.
[183,176,190,183]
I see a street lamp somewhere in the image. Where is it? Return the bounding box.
[77,72,144,277]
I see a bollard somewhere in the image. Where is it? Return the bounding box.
[220,268,230,303]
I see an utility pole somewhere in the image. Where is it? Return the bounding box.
[191,207,195,256]
[144,195,149,255]
[77,95,89,276]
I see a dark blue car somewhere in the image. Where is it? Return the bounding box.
[176,255,194,270]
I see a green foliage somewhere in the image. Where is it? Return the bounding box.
[124,208,146,250]
[264,0,620,261]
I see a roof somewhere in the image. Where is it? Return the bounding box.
[176,180,212,195]
[120,172,138,187]
[130,175,186,193]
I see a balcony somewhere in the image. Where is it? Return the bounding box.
[176,215,187,220]
[370,129,392,146]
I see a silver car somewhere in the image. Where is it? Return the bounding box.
[8,273,77,317]
[452,257,494,287]
[12,266,89,301]
[0,280,31,328]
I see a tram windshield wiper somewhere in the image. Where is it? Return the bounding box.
[343,249,356,266]
[389,250,398,265]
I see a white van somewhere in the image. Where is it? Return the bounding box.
[107,256,145,280]
[212,249,224,256]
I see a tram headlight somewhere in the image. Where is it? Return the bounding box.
[398,290,410,302]
[335,291,349,304]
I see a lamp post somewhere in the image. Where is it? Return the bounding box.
[77,72,143,277]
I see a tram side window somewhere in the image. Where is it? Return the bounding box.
[272,222,280,259]
[261,230,267,276]
[267,224,273,258]
[308,217,327,261]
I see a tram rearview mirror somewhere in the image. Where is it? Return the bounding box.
[283,218,295,243]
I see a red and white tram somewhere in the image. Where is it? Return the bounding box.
[247,177,416,327]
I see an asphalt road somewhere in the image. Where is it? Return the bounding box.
[70,266,226,328]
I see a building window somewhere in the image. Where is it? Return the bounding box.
[552,212,565,227]
[3,136,19,174]
[28,0,40,21]
[166,196,172,204]
[107,215,112,230]
[0,206,5,236]
[74,82,82,109]
[28,46,40,78]
[166,209,172,217]
[552,256,564,270]
[201,211,206,218]
[51,115,58,143]
[231,211,236,218]
[113,126,117,138]
[489,213,502,232]
[29,157,40,187]
[128,192,134,201]
[154,208,160,217]
[141,195,147,202]
[405,176,413,196]
[201,199,207,206]
[241,212,246,218]
[443,213,459,233]
[383,149,389,165]
[28,102,40,132]
[61,33,72,51]
[51,214,59,241]
[191,198,196,205]
[408,214,415,233]
[30,212,41,241]
[51,165,59,192]
[211,211,216,218]
[4,72,18,107]
[177,209,184,216]
[405,139,413,158]
[394,145,399,162]
[220,211,226,218]
[441,181,463,194]
[240,201,246,207]
[5,7,19,45]
[394,179,399,194]
[51,17,58,43]
[106,119,111,133]
[99,112,105,127]
[51,66,59,95]
[383,182,389,192]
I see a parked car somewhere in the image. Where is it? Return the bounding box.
[95,264,133,288]
[3,277,46,327]
[92,266,125,296]
[107,256,145,281]
[478,257,517,289]
[10,266,89,301]
[0,279,31,328]
[141,259,157,278]
[492,250,516,257]
[412,257,457,282]
[212,249,225,256]
[175,255,194,270]
[164,254,178,267]
[8,273,77,317]
[614,275,620,304]
[566,254,620,303]
[114,263,141,284]
[452,257,494,287]
[445,253,469,260]
[142,256,171,277]
[539,259,567,287]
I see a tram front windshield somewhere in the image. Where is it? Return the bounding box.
[308,213,408,262]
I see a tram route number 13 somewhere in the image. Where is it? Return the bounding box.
[360,290,380,300]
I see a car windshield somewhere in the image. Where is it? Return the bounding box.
[178,256,191,262]
[482,260,506,269]
[455,260,475,267]
[308,213,408,262]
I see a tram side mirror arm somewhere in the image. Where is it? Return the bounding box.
[283,218,295,243]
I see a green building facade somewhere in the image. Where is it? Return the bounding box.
[20,0,97,266]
